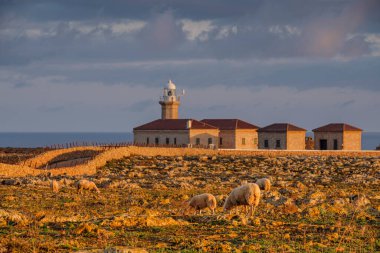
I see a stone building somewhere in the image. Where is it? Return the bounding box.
[133,119,219,147]
[134,80,219,148]
[159,80,182,120]
[258,123,306,150]
[201,119,259,149]
[312,123,362,150]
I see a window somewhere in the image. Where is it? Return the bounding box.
[196,138,200,145]
[155,137,159,145]
[219,138,223,145]
[146,137,149,145]
[254,138,258,145]
[208,138,212,145]
[174,138,177,145]
[276,140,281,148]
[264,140,269,148]
[333,139,338,150]
[166,138,170,145]
[242,138,246,145]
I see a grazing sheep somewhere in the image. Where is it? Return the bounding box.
[76,179,100,194]
[223,183,261,217]
[255,178,271,192]
[183,193,217,215]
[51,180,59,193]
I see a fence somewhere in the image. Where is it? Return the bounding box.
[16,142,215,170]
[45,142,216,150]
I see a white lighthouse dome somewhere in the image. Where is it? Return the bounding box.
[166,79,176,90]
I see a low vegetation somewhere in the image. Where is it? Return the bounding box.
[0,150,379,252]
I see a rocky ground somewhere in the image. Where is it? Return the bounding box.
[0,154,379,252]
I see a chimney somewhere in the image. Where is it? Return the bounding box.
[187,120,192,129]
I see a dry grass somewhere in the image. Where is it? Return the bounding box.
[0,154,378,252]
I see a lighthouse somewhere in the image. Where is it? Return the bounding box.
[159,80,184,119]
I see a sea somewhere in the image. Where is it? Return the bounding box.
[0,132,379,150]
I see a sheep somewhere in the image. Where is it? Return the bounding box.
[255,178,271,192]
[76,179,100,194]
[51,180,59,193]
[183,193,217,215]
[223,183,261,217]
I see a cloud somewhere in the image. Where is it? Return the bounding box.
[180,19,216,41]
[364,34,380,56]
[0,0,379,131]
[138,11,185,51]
[268,25,301,38]
[301,0,378,57]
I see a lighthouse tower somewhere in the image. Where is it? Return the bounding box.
[159,80,183,119]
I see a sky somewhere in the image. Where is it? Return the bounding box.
[0,0,379,132]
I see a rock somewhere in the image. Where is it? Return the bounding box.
[282,199,300,214]
[350,195,370,207]
[77,247,148,253]
[292,181,307,191]
[1,179,21,186]
[152,183,167,190]
[0,209,30,226]
[198,156,208,162]
[305,191,326,206]
[179,182,193,190]
[305,206,320,220]
[109,215,188,227]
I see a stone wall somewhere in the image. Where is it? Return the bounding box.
[343,131,362,150]
[189,129,219,148]
[313,132,343,150]
[235,129,259,149]
[218,130,235,149]
[159,101,180,119]
[208,129,258,149]
[286,131,306,150]
[258,132,287,149]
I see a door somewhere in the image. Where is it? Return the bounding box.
[333,139,338,150]
[320,139,327,150]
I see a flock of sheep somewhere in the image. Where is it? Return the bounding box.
[51,177,271,217]
[51,179,100,195]
[183,178,271,216]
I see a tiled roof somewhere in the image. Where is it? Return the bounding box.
[200,119,259,130]
[312,123,362,132]
[133,119,218,131]
[258,123,306,132]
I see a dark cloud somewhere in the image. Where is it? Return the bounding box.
[1,0,379,65]
[0,0,379,131]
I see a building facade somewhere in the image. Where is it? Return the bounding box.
[133,119,219,147]
[313,123,362,150]
[258,123,306,150]
[201,119,259,149]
